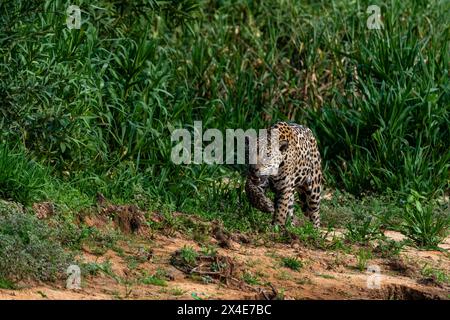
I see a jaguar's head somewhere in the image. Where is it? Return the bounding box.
[249,130,288,177]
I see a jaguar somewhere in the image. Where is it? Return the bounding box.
[245,122,322,228]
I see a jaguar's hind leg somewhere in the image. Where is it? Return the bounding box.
[305,185,321,228]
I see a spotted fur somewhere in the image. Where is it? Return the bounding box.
[246,122,322,228]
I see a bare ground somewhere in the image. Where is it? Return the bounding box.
[1,210,449,300]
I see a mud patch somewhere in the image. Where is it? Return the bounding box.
[94,193,149,235]
[386,257,418,277]
[32,201,55,219]
[381,284,442,300]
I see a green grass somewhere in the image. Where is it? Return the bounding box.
[345,213,383,245]
[421,265,450,286]
[281,257,303,271]
[401,191,449,249]
[160,287,186,296]
[356,248,373,271]
[286,222,327,248]
[142,275,168,287]
[200,245,218,257]
[241,271,261,286]
[0,0,448,213]
[317,274,336,280]
[0,0,449,284]
[179,245,198,266]
[0,144,49,204]
[373,238,406,258]
[80,261,115,278]
[140,268,173,288]
[0,277,16,290]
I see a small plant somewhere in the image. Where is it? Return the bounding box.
[401,191,449,248]
[286,222,326,248]
[160,287,185,296]
[142,275,167,287]
[421,265,450,286]
[0,277,16,289]
[190,222,210,244]
[141,268,171,287]
[328,236,351,252]
[179,245,198,266]
[242,271,260,285]
[276,270,292,281]
[210,261,228,273]
[281,257,303,271]
[80,261,114,277]
[345,211,382,244]
[200,245,217,257]
[296,277,312,285]
[356,248,372,272]
[373,238,405,258]
[275,288,285,300]
[170,287,185,296]
[80,226,121,256]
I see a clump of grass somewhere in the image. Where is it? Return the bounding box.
[80,261,114,277]
[80,227,121,256]
[281,257,303,271]
[200,245,218,257]
[179,245,198,266]
[0,144,49,204]
[286,222,327,248]
[160,287,185,296]
[373,238,406,259]
[345,210,383,245]
[276,271,292,281]
[169,287,185,296]
[401,191,449,249]
[142,275,167,287]
[0,277,16,289]
[421,265,450,286]
[356,248,372,272]
[141,268,172,287]
[317,274,335,280]
[242,271,261,285]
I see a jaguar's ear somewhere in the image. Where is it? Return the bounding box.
[279,140,289,152]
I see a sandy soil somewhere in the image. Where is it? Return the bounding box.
[1,220,448,300]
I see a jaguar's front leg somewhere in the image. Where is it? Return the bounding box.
[273,186,295,226]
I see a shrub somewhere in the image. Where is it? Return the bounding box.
[401,191,449,248]
[179,245,198,266]
[0,201,73,283]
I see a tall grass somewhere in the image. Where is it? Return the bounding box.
[0,144,48,204]
[0,0,448,216]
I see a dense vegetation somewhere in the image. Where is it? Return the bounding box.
[0,0,448,285]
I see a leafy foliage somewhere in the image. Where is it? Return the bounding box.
[0,0,447,210]
[401,191,449,248]
[0,201,73,283]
